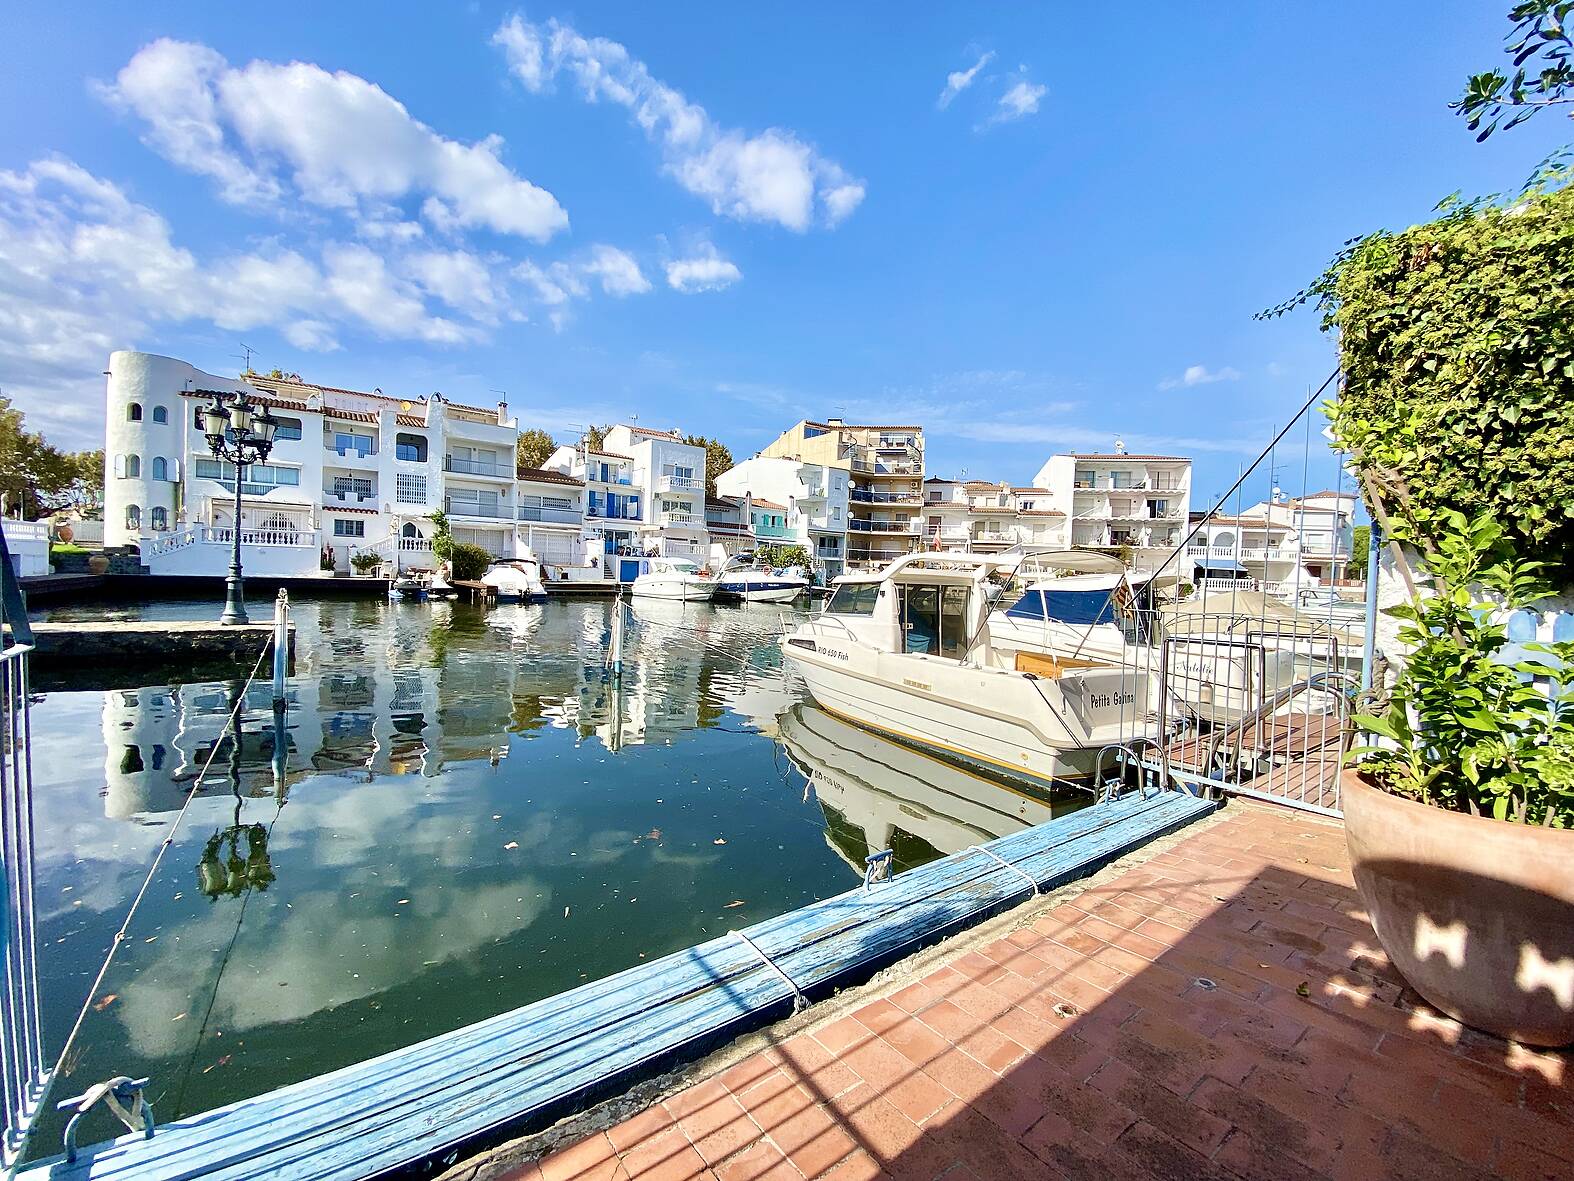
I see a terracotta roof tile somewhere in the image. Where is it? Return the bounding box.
[395,414,425,428]
[325,505,379,515]
[516,467,584,487]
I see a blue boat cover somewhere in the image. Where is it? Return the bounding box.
[1003,588,1116,626]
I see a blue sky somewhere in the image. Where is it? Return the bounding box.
[0,3,1566,503]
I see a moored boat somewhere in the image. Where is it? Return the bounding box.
[713,554,810,603]
[781,553,1155,790]
[631,557,718,602]
[481,552,547,602]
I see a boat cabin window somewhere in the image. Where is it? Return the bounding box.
[824,582,879,616]
[897,584,970,658]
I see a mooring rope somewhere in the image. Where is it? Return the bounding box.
[16,636,276,1166]
[729,929,808,1013]
[968,845,1040,895]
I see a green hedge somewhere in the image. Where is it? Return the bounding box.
[1314,173,1574,566]
[449,542,492,582]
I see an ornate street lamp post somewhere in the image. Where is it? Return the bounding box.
[202,392,278,626]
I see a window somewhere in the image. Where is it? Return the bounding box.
[333,519,365,538]
[331,430,375,456]
[150,506,168,530]
[125,455,141,479]
[125,504,141,530]
[152,457,167,481]
[271,415,303,440]
[832,506,841,522]
[395,433,427,462]
[1019,499,1034,511]
[193,459,299,487]
[127,403,142,421]
[395,473,427,504]
[151,405,168,424]
[825,582,879,615]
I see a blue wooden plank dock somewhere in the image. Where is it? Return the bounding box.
[18,787,1216,1180]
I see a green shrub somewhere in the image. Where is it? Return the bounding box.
[1282,169,1574,571]
[350,551,383,574]
[449,542,491,582]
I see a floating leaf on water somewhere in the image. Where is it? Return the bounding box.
[171,1013,187,1022]
[492,815,501,820]
[201,1055,233,1074]
[1296,981,1311,998]
[504,842,519,850]
[713,838,727,845]
[92,994,118,1011]
[723,900,746,909]
[563,906,571,919]
[396,899,410,906]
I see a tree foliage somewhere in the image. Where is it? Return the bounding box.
[515,428,556,471]
[1346,523,1371,579]
[582,424,610,453]
[449,541,492,582]
[683,434,734,496]
[0,397,103,517]
[427,510,454,563]
[1454,2,1574,140]
[1272,170,1574,572]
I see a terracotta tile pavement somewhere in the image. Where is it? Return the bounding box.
[508,804,1572,1180]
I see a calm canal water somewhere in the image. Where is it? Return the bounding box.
[25,595,1086,1147]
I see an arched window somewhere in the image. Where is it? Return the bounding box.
[152,457,168,481]
[1211,530,1236,549]
[150,506,168,530]
[127,403,142,422]
[151,405,168,424]
[126,504,141,531]
[401,522,419,539]
[125,455,141,479]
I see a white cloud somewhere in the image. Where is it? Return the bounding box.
[938,51,994,110]
[98,38,568,241]
[404,248,507,320]
[1158,364,1244,390]
[0,156,495,446]
[582,244,651,297]
[665,246,742,293]
[982,79,1047,127]
[493,14,863,231]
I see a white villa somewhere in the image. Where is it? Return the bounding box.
[1188,490,1357,593]
[543,425,711,580]
[1032,449,1192,570]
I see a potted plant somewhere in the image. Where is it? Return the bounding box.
[350,551,384,577]
[1342,514,1573,1046]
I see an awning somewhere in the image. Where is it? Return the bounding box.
[1194,557,1247,574]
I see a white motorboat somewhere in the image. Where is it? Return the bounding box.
[481,553,547,602]
[631,557,718,602]
[713,554,810,604]
[781,553,1155,790]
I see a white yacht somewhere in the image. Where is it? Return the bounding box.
[481,553,547,603]
[631,557,718,602]
[713,554,811,604]
[781,553,1154,790]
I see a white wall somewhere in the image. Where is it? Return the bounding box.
[2,520,49,578]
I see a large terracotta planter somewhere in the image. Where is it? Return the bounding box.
[86,554,110,575]
[1342,769,1574,1046]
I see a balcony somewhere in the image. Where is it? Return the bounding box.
[444,499,510,520]
[323,485,377,508]
[970,531,1016,546]
[659,512,704,529]
[586,469,635,487]
[657,474,703,494]
[753,522,792,539]
[444,455,512,479]
[517,504,583,525]
[850,488,922,504]
[587,504,642,522]
[967,501,1014,514]
[848,519,916,533]
[850,459,920,476]
[324,440,378,464]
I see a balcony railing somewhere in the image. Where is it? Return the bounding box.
[444,500,510,519]
[850,489,922,504]
[444,456,511,478]
[657,475,703,493]
[848,519,916,533]
[587,504,642,521]
[517,505,582,525]
[850,460,920,476]
[753,523,792,539]
[325,442,378,461]
[324,486,376,506]
[661,512,703,528]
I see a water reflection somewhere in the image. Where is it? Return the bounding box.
[776,704,1093,875]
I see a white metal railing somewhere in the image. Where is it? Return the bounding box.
[444,456,511,478]
[324,442,378,461]
[657,475,703,493]
[848,519,915,533]
[517,505,582,524]
[850,460,920,475]
[324,487,376,506]
[444,500,510,520]
[660,513,702,527]
[851,489,921,504]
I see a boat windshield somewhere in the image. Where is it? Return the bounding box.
[1003,583,1156,644]
[824,582,879,615]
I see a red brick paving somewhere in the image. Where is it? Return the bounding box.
[510,805,1571,1180]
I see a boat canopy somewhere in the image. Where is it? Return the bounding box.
[1194,557,1248,574]
[1004,587,1119,626]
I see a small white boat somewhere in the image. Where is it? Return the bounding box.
[631,557,718,602]
[781,553,1155,789]
[714,555,810,604]
[481,553,547,603]
[390,573,430,601]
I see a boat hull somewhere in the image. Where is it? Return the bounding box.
[715,577,808,603]
[784,636,1153,789]
[631,576,717,601]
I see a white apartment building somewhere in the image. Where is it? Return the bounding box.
[919,480,1068,553]
[515,467,591,576]
[1188,490,1357,592]
[714,455,850,579]
[103,350,534,576]
[544,425,710,579]
[1033,450,1192,570]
